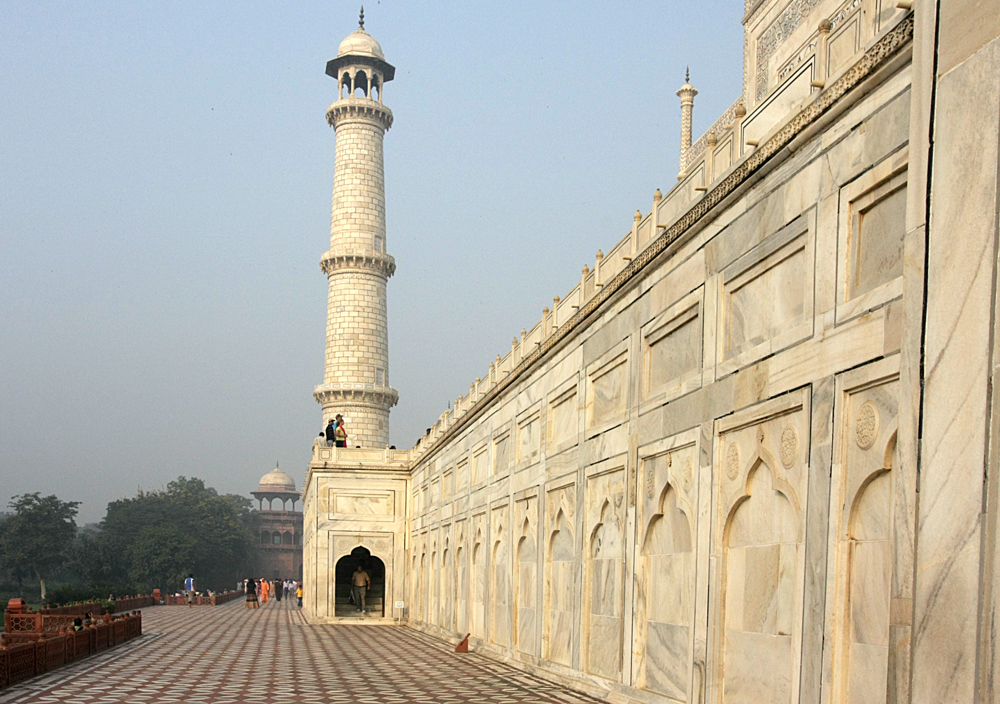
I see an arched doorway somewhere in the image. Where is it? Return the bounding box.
[334,546,386,618]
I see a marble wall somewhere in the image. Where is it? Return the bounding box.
[301,1,1000,700]
[399,10,990,701]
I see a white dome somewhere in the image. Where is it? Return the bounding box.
[337,29,384,60]
[258,465,296,492]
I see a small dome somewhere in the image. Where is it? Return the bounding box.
[258,465,296,492]
[338,28,384,60]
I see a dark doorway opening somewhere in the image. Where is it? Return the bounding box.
[334,546,385,617]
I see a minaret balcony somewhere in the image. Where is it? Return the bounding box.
[320,250,396,278]
[326,98,393,130]
[314,383,399,409]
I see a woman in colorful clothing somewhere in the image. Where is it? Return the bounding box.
[333,414,348,447]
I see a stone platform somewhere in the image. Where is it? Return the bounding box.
[0,599,603,703]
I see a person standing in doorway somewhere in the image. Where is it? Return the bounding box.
[184,574,196,608]
[352,564,371,614]
[334,414,348,447]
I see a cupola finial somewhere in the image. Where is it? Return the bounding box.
[359,5,365,29]
[686,66,690,82]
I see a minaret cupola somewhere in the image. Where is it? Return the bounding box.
[326,7,395,103]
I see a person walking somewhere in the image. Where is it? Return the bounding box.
[261,578,270,603]
[184,574,196,608]
[296,582,303,608]
[351,564,371,614]
[274,579,282,602]
[255,579,262,602]
[333,414,348,448]
[245,579,259,609]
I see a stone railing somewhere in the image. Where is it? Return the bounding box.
[162,590,241,606]
[37,595,156,617]
[311,444,412,469]
[0,601,142,690]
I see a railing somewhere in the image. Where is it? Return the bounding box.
[311,444,412,468]
[0,606,143,690]
[36,595,156,618]
[162,590,241,606]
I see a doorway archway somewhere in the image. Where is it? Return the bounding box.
[334,546,386,617]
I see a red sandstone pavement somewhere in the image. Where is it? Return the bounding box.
[0,599,604,703]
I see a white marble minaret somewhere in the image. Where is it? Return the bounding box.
[313,8,398,447]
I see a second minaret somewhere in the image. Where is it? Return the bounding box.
[314,12,398,447]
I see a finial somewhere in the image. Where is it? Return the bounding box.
[359,6,365,29]
[686,66,690,82]
[635,209,642,221]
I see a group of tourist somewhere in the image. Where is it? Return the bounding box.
[319,415,348,447]
[242,578,302,609]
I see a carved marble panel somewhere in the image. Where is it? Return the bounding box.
[471,512,488,639]
[493,432,511,477]
[489,503,512,648]
[583,466,626,681]
[826,359,902,704]
[514,495,539,657]
[473,445,489,485]
[544,483,577,667]
[712,390,810,704]
[455,519,469,634]
[636,439,699,700]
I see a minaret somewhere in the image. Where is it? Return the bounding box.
[676,68,698,176]
[314,8,398,447]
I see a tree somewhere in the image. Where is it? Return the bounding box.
[93,477,257,593]
[0,493,80,600]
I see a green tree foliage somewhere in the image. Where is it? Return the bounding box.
[86,477,257,593]
[0,493,80,600]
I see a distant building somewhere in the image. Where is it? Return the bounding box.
[252,465,302,581]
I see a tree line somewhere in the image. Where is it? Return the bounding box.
[0,477,259,603]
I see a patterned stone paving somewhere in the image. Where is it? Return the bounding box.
[0,599,604,703]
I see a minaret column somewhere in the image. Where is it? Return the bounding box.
[677,68,698,176]
[314,17,399,448]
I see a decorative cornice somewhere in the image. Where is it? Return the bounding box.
[321,250,396,278]
[412,13,915,467]
[327,98,393,130]
[314,384,399,409]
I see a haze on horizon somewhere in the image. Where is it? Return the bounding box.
[0,0,744,524]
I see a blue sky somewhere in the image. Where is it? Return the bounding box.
[0,1,745,523]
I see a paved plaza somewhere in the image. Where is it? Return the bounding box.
[0,599,603,703]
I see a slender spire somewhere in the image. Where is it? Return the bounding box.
[359,5,365,30]
[686,66,690,82]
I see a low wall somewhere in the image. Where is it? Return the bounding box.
[37,595,156,617]
[0,611,142,689]
[162,590,240,606]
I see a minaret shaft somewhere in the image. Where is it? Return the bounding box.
[315,83,398,447]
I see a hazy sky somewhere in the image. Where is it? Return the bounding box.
[0,1,745,524]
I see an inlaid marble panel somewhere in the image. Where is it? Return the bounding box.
[589,357,628,428]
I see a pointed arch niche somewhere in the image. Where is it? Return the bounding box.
[489,503,511,648]
[543,483,576,668]
[635,435,699,700]
[711,389,809,704]
[471,515,488,640]
[826,360,905,704]
[513,493,539,657]
[582,462,626,681]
